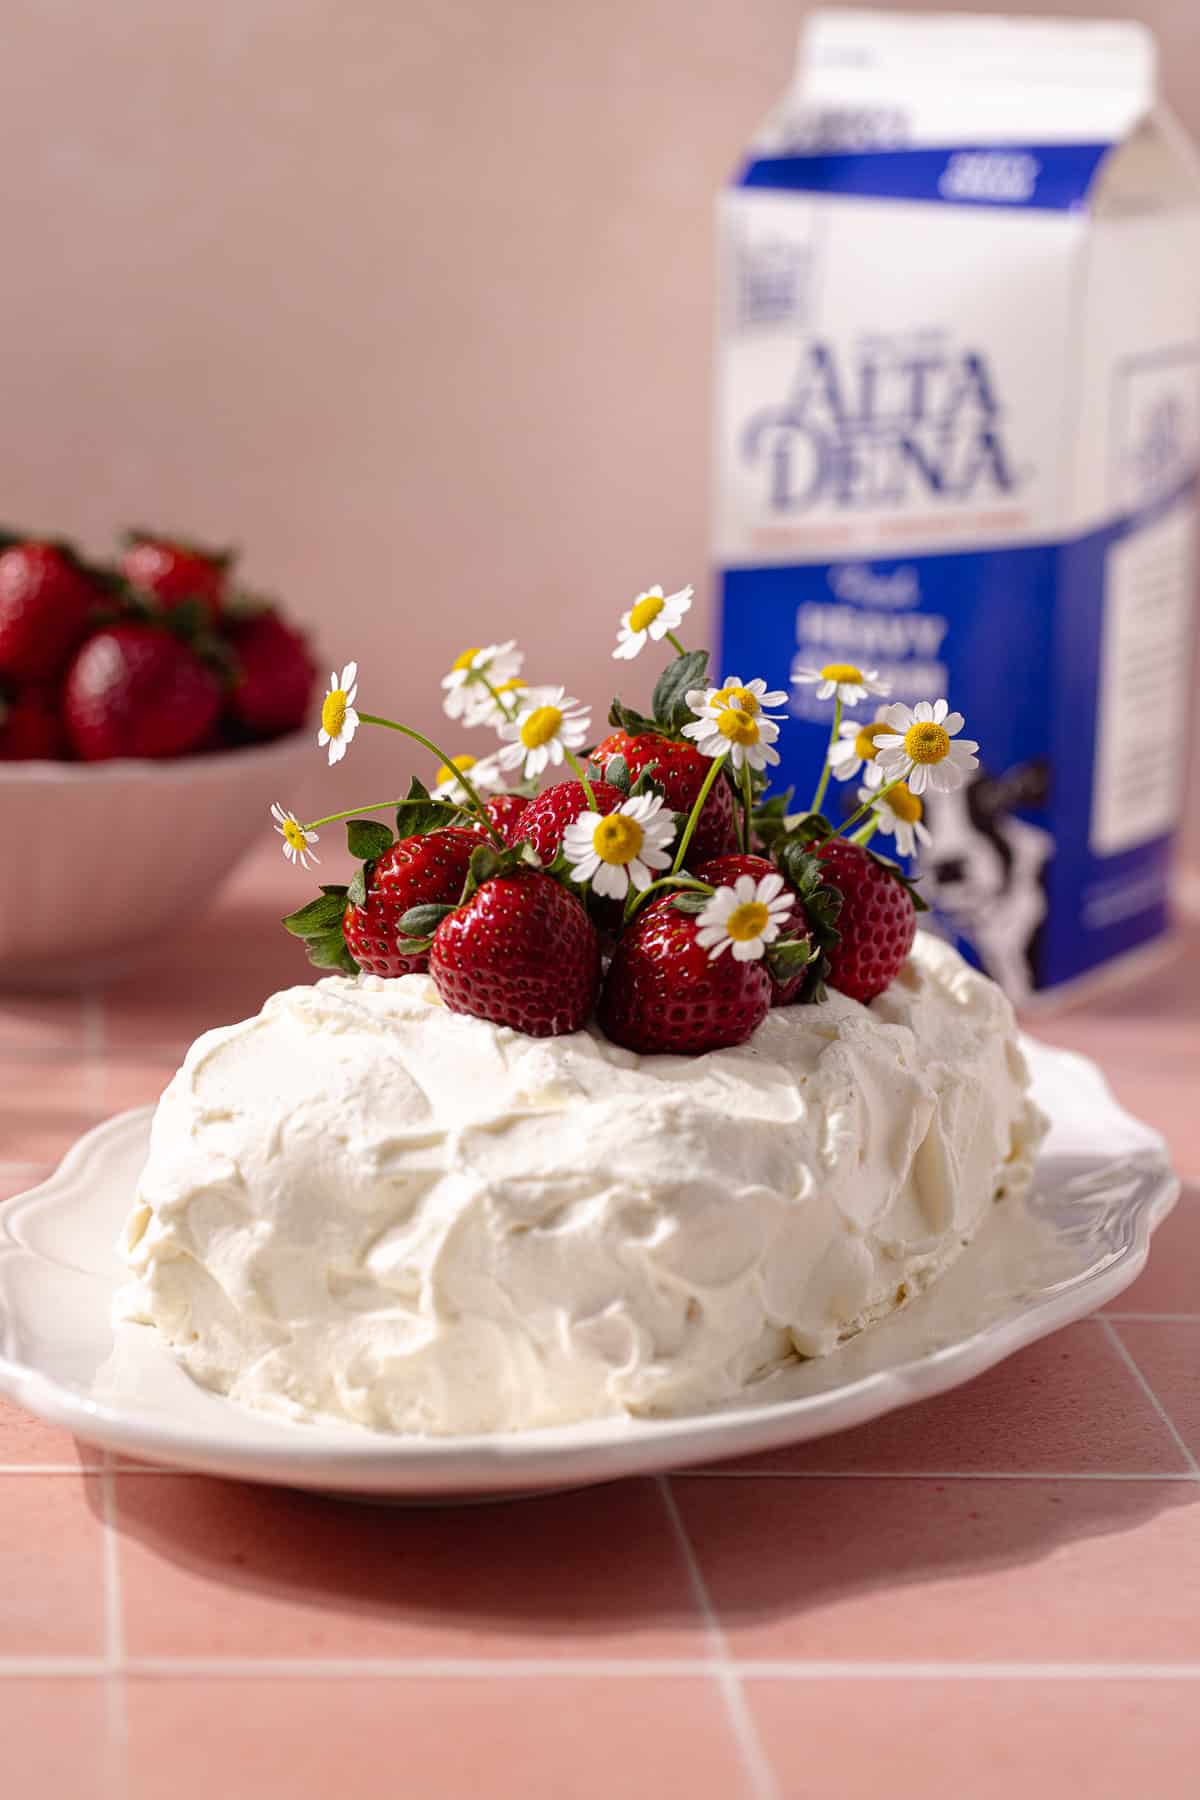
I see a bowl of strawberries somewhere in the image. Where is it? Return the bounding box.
[0,529,318,988]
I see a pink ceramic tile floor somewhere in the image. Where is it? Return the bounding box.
[0,849,1198,1799]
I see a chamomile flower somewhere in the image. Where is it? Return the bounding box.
[873,699,979,795]
[317,662,360,765]
[497,686,592,779]
[827,716,893,788]
[612,584,694,660]
[270,803,320,870]
[858,782,932,859]
[695,872,794,963]
[441,641,524,722]
[792,662,891,706]
[686,675,789,719]
[431,752,507,803]
[562,792,675,901]
[681,690,781,773]
[463,676,527,729]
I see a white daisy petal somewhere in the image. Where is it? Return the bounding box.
[731,937,766,962]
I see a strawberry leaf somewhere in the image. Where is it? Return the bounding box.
[460,838,538,902]
[627,761,665,800]
[750,789,796,852]
[767,842,842,1005]
[300,928,358,974]
[282,892,349,938]
[863,847,931,913]
[651,649,709,735]
[607,698,659,737]
[767,937,814,982]
[346,867,369,908]
[670,892,710,916]
[394,777,461,840]
[398,902,456,936]
[603,754,631,794]
[346,818,395,860]
[392,934,433,957]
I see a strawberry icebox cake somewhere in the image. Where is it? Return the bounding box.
[118,586,1046,1435]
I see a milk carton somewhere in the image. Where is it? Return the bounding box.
[715,10,1200,999]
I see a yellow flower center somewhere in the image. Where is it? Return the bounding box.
[592,813,644,865]
[629,593,665,634]
[904,721,951,765]
[452,647,481,673]
[854,722,891,762]
[716,706,760,747]
[321,689,348,738]
[821,662,864,684]
[282,819,308,852]
[713,684,760,715]
[726,901,770,942]
[520,704,563,750]
[493,678,524,695]
[436,754,476,786]
[886,781,923,824]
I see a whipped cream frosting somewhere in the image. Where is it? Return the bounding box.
[118,933,1046,1434]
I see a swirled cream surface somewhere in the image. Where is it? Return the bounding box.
[118,933,1045,1434]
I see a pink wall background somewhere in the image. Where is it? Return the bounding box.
[1,0,1197,833]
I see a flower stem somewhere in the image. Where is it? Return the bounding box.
[624,874,713,925]
[836,776,903,840]
[303,798,406,831]
[665,631,688,657]
[671,752,728,874]
[740,761,754,853]
[809,698,842,815]
[477,674,518,722]
[851,819,880,847]
[358,713,504,845]
[562,746,597,809]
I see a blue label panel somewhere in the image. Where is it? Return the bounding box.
[739,143,1111,212]
[716,504,1185,996]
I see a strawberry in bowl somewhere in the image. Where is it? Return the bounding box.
[0,528,318,988]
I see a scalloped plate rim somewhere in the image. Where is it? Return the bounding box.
[0,1041,1180,1496]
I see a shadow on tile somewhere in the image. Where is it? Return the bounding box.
[94,1474,707,1656]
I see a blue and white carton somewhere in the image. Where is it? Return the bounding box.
[715,10,1200,999]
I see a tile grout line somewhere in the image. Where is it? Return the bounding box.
[675,1469,1200,1483]
[5,1656,1200,1682]
[1103,1312,1200,1323]
[657,1476,779,1800]
[4,1464,1200,1482]
[1100,1318,1200,1476]
[99,1452,130,1787]
[99,1455,126,1668]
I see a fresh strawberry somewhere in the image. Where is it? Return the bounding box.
[223,610,316,739]
[693,853,811,1005]
[598,892,772,1054]
[813,837,917,1004]
[590,731,736,861]
[487,793,532,841]
[341,828,479,978]
[119,531,230,621]
[0,542,98,682]
[0,686,65,761]
[62,623,222,761]
[430,870,600,1036]
[457,792,531,843]
[509,777,627,860]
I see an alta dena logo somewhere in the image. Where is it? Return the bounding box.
[743,340,1024,512]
